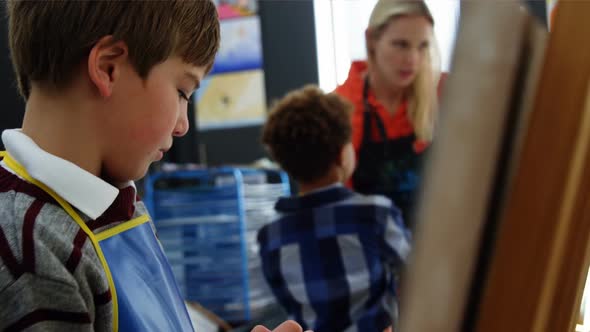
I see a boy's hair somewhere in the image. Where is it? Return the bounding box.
[262,85,353,183]
[7,0,220,99]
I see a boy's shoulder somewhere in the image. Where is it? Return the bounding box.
[259,188,395,247]
[308,189,394,213]
[0,165,103,288]
[343,191,394,209]
[272,187,394,220]
[0,168,112,330]
[285,186,392,208]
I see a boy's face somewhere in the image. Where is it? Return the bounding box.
[99,56,205,183]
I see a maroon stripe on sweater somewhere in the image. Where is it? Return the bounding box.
[0,166,57,205]
[0,226,22,278]
[94,289,112,306]
[88,186,136,231]
[22,200,44,273]
[65,228,88,273]
[5,309,91,332]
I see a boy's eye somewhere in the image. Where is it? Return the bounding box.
[178,90,191,103]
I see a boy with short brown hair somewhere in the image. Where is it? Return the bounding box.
[0,1,220,331]
[1,1,306,330]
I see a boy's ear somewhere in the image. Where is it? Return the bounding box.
[336,145,346,167]
[87,36,129,98]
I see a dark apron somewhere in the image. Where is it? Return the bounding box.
[351,78,426,228]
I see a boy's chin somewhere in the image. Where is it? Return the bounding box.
[101,165,149,186]
[130,166,151,182]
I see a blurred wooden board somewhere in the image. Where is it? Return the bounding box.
[476,2,590,332]
[399,3,535,331]
[401,1,590,332]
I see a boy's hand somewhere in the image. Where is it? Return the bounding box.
[251,320,312,332]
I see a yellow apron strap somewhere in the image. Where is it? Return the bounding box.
[96,215,149,242]
[2,152,119,332]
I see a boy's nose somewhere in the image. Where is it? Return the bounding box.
[173,108,189,137]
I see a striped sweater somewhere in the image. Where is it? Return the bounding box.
[0,164,145,331]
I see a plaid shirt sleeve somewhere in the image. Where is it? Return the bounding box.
[378,205,412,266]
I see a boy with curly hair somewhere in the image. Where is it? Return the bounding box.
[259,85,411,332]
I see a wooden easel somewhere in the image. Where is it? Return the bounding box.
[400,2,590,332]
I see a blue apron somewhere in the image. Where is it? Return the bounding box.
[2,153,194,332]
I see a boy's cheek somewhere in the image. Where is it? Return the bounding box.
[127,125,165,146]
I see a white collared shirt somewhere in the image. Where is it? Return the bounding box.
[1,129,134,220]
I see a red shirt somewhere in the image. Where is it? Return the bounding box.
[334,61,429,155]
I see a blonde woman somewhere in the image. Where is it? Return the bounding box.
[336,0,443,228]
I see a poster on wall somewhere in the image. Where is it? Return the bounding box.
[195,0,266,131]
[210,16,263,75]
[195,70,266,130]
[213,0,257,19]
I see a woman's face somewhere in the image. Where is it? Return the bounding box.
[369,15,433,90]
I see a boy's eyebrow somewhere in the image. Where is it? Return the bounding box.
[184,71,201,90]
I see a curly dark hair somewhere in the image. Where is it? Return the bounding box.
[262,85,353,183]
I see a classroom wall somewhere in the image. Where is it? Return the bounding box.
[198,0,319,166]
[190,0,548,166]
[0,1,546,159]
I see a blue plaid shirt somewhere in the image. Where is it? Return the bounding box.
[257,185,411,332]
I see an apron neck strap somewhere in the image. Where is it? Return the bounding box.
[363,77,388,141]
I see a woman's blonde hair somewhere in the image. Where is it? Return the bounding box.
[367,0,441,142]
